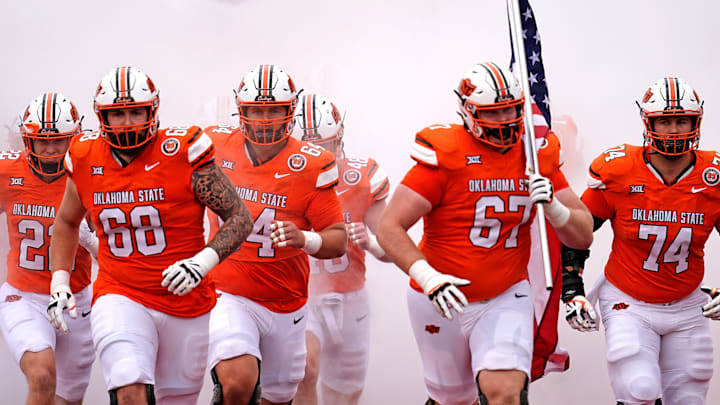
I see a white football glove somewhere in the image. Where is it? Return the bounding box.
[528,173,570,227]
[161,247,219,296]
[565,295,598,332]
[346,222,386,259]
[409,259,470,320]
[47,270,77,334]
[528,173,553,204]
[78,219,99,259]
[701,287,720,320]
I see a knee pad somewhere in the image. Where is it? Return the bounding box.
[108,384,155,405]
[477,376,527,405]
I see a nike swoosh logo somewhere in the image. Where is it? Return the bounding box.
[514,293,528,298]
[337,189,350,195]
[293,315,304,325]
[275,172,290,179]
[691,186,707,193]
[145,162,160,171]
[81,310,91,318]
[356,314,368,322]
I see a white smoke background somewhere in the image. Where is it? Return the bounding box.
[1,0,719,403]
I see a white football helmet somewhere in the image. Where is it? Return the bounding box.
[94,66,159,149]
[20,92,82,175]
[235,64,299,145]
[638,77,703,156]
[455,62,525,147]
[293,93,344,156]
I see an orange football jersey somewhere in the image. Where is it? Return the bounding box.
[308,157,390,294]
[206,126,344,313]
[403,124,568,301]
[583,144,720,303]
[0,150,91,293]
[65,127,217,317]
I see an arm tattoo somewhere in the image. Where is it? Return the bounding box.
[192,163,253,261]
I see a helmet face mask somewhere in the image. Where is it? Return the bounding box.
[456,62,525,148]
[293,93,344,157]
[638,77,703,157]
[94,66,159,149]
[235,65,298,145]
[20,92,81,176]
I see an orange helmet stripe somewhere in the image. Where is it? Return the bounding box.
[483,62,509,98]
[666,77,679,108]
[304,94,316,136]
[43,92,55,129]
[259,64,272,97]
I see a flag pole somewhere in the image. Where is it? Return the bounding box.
[507,0,553,290]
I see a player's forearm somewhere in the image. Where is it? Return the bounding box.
[50,217,80,272]
[553,206,593,249]
[376,221,424,274]
[207,211,253,262]
[310,223,347,259]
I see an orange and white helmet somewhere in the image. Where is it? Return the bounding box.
[455,62,525,147]
[94,66,159,149]
[293,93,344,156]
[235,64,299,145]
[638,76,703,156]
[20,92,82,175]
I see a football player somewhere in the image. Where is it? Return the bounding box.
[205,66,347,405]
[377,62,593,405]
[0,92,96,405]
[562,77,717,405]
[47,66,253,405]
[291,93,390,405]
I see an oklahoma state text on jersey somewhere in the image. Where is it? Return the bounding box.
[308,156,390,294]
[583,144,720,303]
[0,150,91,294]
[403,124,569,301]
[206,126,344,313]
[65,127,216,317]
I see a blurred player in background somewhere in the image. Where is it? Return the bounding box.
[48,66,252,404]
[292,93,390,405]
[562,77,719,405]
[205,65,347,405]
[377,62,593,405]
[0,92,96,405]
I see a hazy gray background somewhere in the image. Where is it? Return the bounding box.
[1,0,719,403]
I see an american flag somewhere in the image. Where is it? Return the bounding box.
[507,0,570,381]
[509,0,550,138]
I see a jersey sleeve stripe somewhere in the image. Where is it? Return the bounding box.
[369,166,389,193]
[64,153,74,174]
[316,165,339,189]
[586,172,605,189]
[415,136,433,149]
[411,142,438,167]
[321,159,336,170]
[195,157,215,170]
[367,161,378,178]
[187,127,202,144]
[188,133,213,164]
[372,179,390,201]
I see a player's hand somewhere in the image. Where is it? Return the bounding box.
[409,259,470,320]
[701,287,720,320]
[270,221,304,248]
[47,270,77,334]
[565,295,598,332]
[161,247,219,296]
[346,222,370,250]
[528,173,553,204]
[78,219,99,259]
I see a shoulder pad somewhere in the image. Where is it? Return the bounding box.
[587,143,639,189]
[0,149,23,161]
[411,124,461,167]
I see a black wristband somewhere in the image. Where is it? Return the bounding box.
[561,245,590,274]
[561,270,586,303]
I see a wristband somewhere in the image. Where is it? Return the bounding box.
[366,233,386,259]
[544,198,571,227]
[195,247,220,276]
[50,270,72,293]
[408,259,439,294]
[301,231,322,255]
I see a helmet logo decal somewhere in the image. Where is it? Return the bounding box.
[288,153,307,172]
[343,169,362,185]
[642,89,654,103]
[702,167,720,186]
[161,138,180,156]
[459,78,476,97]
